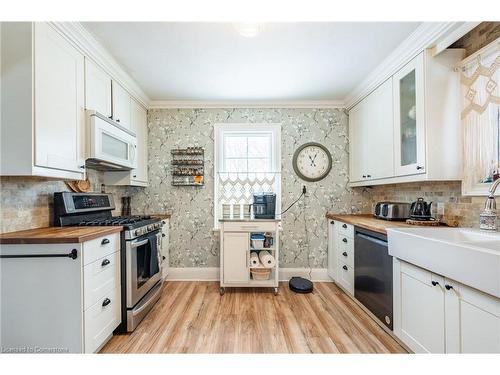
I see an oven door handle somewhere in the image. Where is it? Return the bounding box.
[130,238,149,248]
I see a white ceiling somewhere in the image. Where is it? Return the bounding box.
[82,22,421,103]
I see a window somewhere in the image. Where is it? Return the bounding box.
[223,133,272,173]
[214,124,281,227]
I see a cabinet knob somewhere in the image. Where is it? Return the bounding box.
[116,119,120,123]
[330,221,335,225]
[342,238,348,243]
[101,238,110,245]
[342,224,347,229]
[362,175,366,178]
[133,175,137,178]
[445,284,453,290]
[101,259,110,267]
[342,265,348,271]
[162,233,166,237]
[79,165,85,169]
[342,251,347,257]
[108,116,113,119]
[416,165,424,170]
[366,174,371,178]
[102,298,111,307]
[431,281,440,287]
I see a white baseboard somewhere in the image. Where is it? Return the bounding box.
[279,268,332,282]
[165,267,332,282]
[166,267,220,281]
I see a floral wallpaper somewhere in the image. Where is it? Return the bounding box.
[117,108,370,268]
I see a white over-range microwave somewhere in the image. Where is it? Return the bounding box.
[86,111,137,170]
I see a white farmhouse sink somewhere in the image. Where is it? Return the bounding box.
[387,228,500,298]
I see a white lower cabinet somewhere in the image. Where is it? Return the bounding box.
[223,232,249,284]
[0,233,121,353]
[159,218,170,280]
[327,219,355,296]
[394,258,500,353]
[327,219,337,280]
[395,261,445,353]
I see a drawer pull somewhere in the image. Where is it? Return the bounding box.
[101,259,110,267]
[342,224,347,229]
[431,281,440,287]
[342,265,348,271]
[101,238,110,245]
[445,284,453,290]
[102,298,111,307]
[342,238,348,243]
[342,251,347,257]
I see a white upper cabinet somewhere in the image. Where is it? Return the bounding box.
[34,22,85,174]
[393,53,426,176]
[349,49,465,187]
[112,81,131,129]
[349,78,394,182]
[1,22,85,179]
[85,58,112,118]
[130,99,148,184]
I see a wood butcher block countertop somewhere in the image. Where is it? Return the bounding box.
[325,213,421,235]
[0,226,123,244]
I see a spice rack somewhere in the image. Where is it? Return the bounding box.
[171,147,205,186]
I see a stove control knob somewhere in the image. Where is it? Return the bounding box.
[135,229,141,236]
[154,223,160,229]
[147,225,153,231]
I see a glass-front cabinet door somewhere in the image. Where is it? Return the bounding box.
[393,52,426,176]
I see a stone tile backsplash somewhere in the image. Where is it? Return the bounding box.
[0,169,104,233]
[364,181,485,228]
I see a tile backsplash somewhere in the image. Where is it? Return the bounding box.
[364,180,485,228]
[0,169,105,233]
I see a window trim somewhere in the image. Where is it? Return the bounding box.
[214,123,281,228]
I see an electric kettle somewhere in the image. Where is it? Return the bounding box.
[410,197,433,220]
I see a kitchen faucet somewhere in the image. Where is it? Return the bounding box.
[480,178,500,230]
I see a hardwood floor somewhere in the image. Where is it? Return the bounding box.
[100,281,406,354]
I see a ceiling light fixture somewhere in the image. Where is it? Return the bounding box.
[233,23,262,38]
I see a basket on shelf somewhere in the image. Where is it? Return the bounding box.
[250,268,271,280]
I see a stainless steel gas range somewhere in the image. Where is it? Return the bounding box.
[54,192,163,332]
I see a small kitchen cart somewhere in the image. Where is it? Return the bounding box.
[219,219,280,295]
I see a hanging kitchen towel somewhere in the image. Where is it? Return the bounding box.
[249,252,260,267]
[145,231,160,278]
[258,250,276,268]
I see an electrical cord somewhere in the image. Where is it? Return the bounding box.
[276,185,313,281]
[277,186,307,216]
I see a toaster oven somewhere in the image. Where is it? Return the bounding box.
[374,202,411,221]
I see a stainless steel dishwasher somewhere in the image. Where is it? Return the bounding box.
[354,227,393,330]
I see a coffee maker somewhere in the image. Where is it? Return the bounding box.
[252,193,276,219]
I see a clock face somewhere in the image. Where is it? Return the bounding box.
[292,143,332,182]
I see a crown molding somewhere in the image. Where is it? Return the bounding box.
[344,22,473,110]
[49,22,150,108]
[149,100,345,109]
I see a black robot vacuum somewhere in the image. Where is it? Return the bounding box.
[289,276,313,294]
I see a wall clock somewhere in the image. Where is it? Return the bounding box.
[292,142,333,182]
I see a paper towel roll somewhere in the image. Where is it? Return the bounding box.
[258,251,276,268]
[249,252,260,267]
